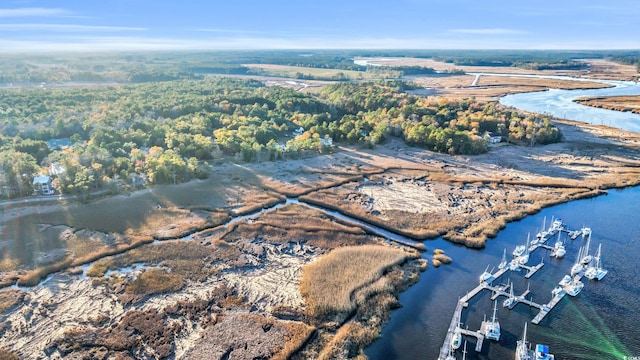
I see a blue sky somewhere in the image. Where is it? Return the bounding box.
[1,0,639,51]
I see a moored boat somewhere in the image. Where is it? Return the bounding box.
[585,243,607,280]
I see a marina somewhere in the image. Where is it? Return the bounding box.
[438,219,606,360]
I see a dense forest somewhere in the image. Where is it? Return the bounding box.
[2,50,638,85]
[0,75,561,200]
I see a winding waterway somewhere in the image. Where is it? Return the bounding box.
[366,78,640,359]
[499,75,640,132]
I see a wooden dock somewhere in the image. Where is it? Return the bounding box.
[438,224,593,359]
[459,328,484,352]
[438,268,511,359]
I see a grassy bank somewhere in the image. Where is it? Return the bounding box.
[574,95,640,114]
[300,245,413,321]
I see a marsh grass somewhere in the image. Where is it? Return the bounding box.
[17,258,73,286]
[300,245,411,320]
[87,240,238,280]
[125,268,184,295]
[433,253,452,265]
[0,289,23,314]
[0,348,19,360]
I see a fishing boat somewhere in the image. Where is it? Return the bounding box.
[483,301,501,341]
[513,240,527,257]
[585,243,608,280]
[515,323,555,360]
[534,344,555,360]
[565,278,584,297]
[558,275,572,287]
[515,322,533,360]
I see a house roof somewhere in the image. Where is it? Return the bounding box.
[33,175,51,184]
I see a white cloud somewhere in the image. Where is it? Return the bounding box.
[0,7,68,17]
[0,24,146,32]
[449,28,527,35]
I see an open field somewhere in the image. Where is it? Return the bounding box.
[357,57,639,81]
[243,63,396,80]
[575,95,640,114]
[581,59,640,81]
[410,74,611,101]
[356,57,588,76]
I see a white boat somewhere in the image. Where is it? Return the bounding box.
[516,322,533,360]
[498,248,508,270]
[534,344,555,360]
[509,258,521,271]
[571,246,585,276]
[536,216,548,240]
[581,226,592,238]
[451,326,462,350]
[565,278,584,297]
[585,243,608,280]
[483,301,501,341]
[552,232,566,258]
[479,264,493,283]
[559,275,572,287]
[503,283,517,308]
[513,243,527,257]
[551,218,565,232]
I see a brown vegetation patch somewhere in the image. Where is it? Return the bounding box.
[0,290,25,314]
[575,95,640,114]
[218,203,376,250]
[300,245,413,321]
[124,268,184,295]
[184,311,315,360]
[87,240,237,280]
[0,348,19,360]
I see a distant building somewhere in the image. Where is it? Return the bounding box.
[320,136,334,147]
[483,132,502,144]
[33,175,54,195]
[46,138,73,151]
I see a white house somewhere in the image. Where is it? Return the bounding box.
[33,175,54,195]
[483,132,502,144]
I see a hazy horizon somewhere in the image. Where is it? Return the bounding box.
[1,0,639,51]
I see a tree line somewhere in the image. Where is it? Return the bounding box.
[0,77,561,200]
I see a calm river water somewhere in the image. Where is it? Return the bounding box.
[366,187,640,360]
[367,78,640,360]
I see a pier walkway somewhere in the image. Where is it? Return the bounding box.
[437,224,587,360]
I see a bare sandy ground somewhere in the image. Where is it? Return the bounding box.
[0,239,320,359]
